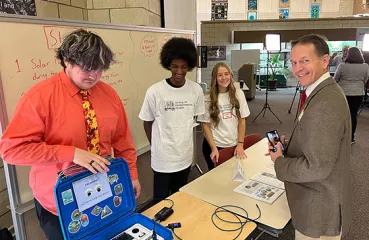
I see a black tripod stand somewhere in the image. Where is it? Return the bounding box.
[252,51,282,123]
[287,82,304,121]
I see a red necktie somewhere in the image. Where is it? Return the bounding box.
[299,90,307,112]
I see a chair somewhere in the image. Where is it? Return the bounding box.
[242,133,262,150]
[215,133,262,167]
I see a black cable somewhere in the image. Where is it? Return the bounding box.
[152,198,179,239]
[253,204,262,221]
[171,228,183,240]
[161,198,175,209]
[153,218,184,240]
[152,198,175,208]
[152,218,158,240]
[211,205,247,240]
[211,204,261,240]
[136,198,175,213]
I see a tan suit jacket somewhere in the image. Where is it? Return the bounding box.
[275,77,352,238]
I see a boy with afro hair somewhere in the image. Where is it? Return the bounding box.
[139,37,205,202]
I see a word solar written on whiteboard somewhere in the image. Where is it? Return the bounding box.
[11,26,126,93]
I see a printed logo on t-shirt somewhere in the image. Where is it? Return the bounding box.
[222,112,232,119]
[165,101,175,111]
[220,104,235,119]
[164,100,194,111]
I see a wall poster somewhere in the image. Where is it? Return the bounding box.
[247,11,258,20]
[310,4,320,18]
[279,8,289,19]
[248,0,257,11]
[211,0,228,21]
[207,46,226,61]
[0,0,36,15]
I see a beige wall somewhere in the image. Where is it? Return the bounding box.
[35,0,161,27]
[35,0,87,20]
[200,18,369,85]
[197,0,354,20]
[197,0,355,44]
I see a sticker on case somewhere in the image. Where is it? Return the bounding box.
[68,220,81,234]
[101,205,113,219]
[71,209,82,221]
[91,206,102,216]
[114,183,123,195]
[80,214,89,227]
[108,174,119,184]
[62,189,74,205]
[113,196,122,207]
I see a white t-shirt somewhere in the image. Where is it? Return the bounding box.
[198,89,250,148]
[139,79,205,173]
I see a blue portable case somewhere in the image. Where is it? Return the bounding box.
[54,158,173,240]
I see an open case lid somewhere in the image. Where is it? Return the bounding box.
[54,158,135,240]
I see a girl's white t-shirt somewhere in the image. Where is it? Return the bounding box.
[198,89,250,148]
[139,79,205,173]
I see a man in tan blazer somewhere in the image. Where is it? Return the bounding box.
[268,34,352,240]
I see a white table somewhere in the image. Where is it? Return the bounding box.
[180,138,291,233]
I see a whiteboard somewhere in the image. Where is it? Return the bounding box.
[0,15,195,204]
[231,49,260,71]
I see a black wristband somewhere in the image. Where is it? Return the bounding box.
[238,141,244,144]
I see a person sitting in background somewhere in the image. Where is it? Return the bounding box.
[198,62,250,171]
[334,46,369,144]
[0,29,140,240]
[330,45,349,67]
[139,37,205,203]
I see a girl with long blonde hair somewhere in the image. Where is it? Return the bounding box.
[198,62,250,170]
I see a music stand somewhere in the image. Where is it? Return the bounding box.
[288,82,304,120]
[252,34,282,123]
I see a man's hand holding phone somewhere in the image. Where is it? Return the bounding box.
[265,130,286,162]
[267,141,284,162]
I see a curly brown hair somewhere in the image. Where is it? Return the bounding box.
[208,62,240,128]
[56,29,113,71]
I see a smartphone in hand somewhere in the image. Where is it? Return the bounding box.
[266,130,285,153]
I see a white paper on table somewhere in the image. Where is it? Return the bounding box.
[250,170,285,190]
[234,179,284,204]
[232,159,246,182]
[72,172,113,212]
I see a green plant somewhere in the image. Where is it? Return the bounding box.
[267,54,289,81]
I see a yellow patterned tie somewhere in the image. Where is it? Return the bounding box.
[80,90,100,155]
